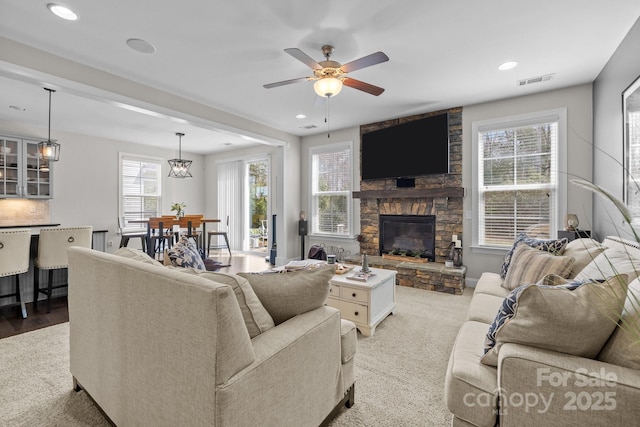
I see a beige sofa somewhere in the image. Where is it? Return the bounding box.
[67,247,356,427]
[445,236,640,426]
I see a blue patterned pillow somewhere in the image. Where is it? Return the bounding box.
[168,236,206,270]
[500,233,569,278]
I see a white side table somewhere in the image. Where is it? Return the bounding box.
[327,267,397,337]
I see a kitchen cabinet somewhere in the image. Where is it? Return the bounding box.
[0,134,52,199]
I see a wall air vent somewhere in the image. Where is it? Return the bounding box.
[517,73,555,86]
[300,124,318,129]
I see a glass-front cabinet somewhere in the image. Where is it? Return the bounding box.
[0,135,53,199]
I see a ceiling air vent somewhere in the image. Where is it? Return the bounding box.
[517,73,555,86]
[300,124,318,129]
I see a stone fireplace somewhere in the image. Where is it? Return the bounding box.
[354,107,465,294]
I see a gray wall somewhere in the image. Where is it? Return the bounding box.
[593,16,640,239]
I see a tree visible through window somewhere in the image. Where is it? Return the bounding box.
[478,117,559,246]
[311,143,352,236]
[120,154,161,230]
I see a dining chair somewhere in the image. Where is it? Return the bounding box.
[177,215,203,249]
[117,217,147,252]
[147,217,176,259]
[0,229,31,318]
[207,215,231,257]
[34,226,93,313]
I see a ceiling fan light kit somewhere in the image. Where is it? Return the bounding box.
[264,44,388,97]
[39,88,61,162]
[168,132,193,178]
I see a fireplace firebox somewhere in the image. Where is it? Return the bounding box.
[379,215,436,261]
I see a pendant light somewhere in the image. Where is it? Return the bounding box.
[38,88,61,161]
[168,132,192,178]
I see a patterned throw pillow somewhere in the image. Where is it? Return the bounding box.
[500,233,569,278]
[481,275,628,366]
[502,244,575,290]
[167,236,206,270]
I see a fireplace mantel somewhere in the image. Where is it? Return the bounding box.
[352,187,464,199]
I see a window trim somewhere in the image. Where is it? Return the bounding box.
[308,140,354,239]
[118,152,163,231]
[471,108,567,250]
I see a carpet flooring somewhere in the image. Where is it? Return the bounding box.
[0,285,473,427]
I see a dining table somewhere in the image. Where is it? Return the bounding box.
[129,217,220,258]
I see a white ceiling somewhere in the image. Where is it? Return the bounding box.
[1,0,639,155]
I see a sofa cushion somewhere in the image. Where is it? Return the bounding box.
[575,248,640,283]
[113,247,163,267]
[466,293,507,324]
[502,244,574,290]
[499,233,569,278]
[444,320,499,427]
[167,236,206,270]
[238,265,334,325]
[481,275,628,366]
[176,269,275,338]
[473,272,509,297]
[562,238,607,278]
[598,278,640,369]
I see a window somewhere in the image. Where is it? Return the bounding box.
[624,75,640,220]
[473,110,566,247]
[119,153,162,229]
[310,142,352,236]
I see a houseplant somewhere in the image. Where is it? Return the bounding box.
[171,202,186,219]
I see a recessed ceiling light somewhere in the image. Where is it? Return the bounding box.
[126,38,156,54]
[296,114,306,119]
[498,61,518,71]
[47,4,78,21]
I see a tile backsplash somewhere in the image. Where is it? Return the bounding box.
[0,199,50,226]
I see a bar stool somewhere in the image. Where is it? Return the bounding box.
[207,215,231,257]
[0,229,31,318]
[34,226,93,313]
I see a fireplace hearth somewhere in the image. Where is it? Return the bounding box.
[379,215,435,261]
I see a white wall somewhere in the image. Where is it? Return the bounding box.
[0,121,205,252]
[462,84,594,280]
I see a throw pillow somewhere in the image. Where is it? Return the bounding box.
[562,238,607,278]
[176,269,275,338]
[238,264,335,325]
[113,247,163,267]
[575,248,640,283]
[597,277,640,369]
[167,236,206,270]
[502,244,575,291]
[500,233,569,278]
[481,275,628,367]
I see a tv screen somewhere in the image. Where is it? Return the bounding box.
[361,113,449,180]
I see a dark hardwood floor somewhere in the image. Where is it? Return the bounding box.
[0,251,271,340]
[0,297,69,339]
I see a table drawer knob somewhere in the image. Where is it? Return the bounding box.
[354,311,359,316]
[352,292,357,298]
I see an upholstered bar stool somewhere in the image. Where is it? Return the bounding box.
[118,217,147,252]
[34,226,93,313]
[0,229,31,319]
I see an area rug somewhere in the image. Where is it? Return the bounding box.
[0,286,473,426]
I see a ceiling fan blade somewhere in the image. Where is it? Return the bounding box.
[284,48,323,70]
[340,51,389,73]
[342,78,385,96]
[263,77,311,89]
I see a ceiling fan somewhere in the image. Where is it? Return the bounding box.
[263,45,389,97]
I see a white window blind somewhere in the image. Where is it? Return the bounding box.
[310,143,352,236]
[478,118,558,246]
[120,155,161,228]
[626,108,640,219]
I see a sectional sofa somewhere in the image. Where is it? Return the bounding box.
[445,235,640,426]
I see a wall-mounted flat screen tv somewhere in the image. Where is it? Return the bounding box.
[361,113,449,180]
